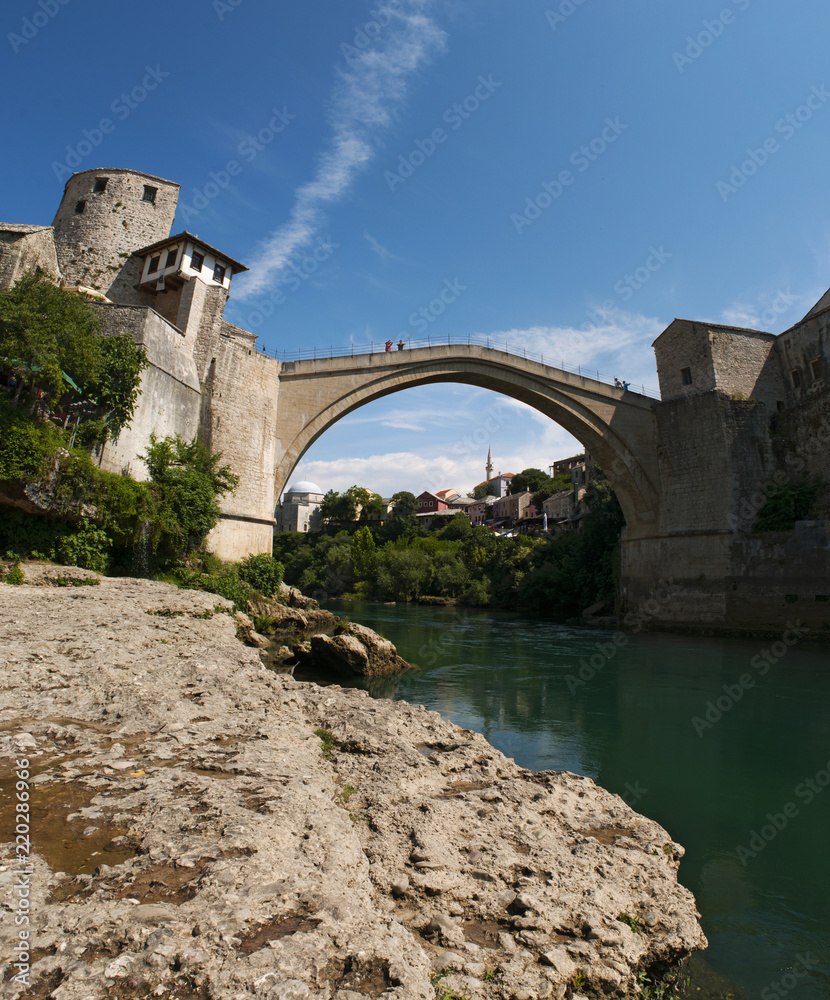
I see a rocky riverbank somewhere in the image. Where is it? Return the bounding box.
[0,569,706,1000]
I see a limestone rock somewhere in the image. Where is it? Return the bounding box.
[277,582,320,610]
[310,622,410,677]
[0,574,706,1000]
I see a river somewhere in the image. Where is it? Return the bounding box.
[303,601,830,999]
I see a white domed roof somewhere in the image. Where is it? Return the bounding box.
[286,480,323,495]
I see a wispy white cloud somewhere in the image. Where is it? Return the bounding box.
[363,231,401,263]
[235,3,446,300]
[483,312,664,391]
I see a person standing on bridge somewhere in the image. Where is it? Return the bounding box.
[397,339,405,350]
[385,340,393,352]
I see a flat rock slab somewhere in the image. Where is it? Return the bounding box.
[0,576,706,999]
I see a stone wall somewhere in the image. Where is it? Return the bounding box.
[653,319,785,405]
[0,227,61,288]
[92,304,201,480]
[654,394,775,534]
[768,385,830,517]
[543,489,572,520]
[775,306,829,399]
[620,527,830,634]
[201,337,282,560]
[653,320,717,400]
[709,327,784,406]
[51,168,179,301]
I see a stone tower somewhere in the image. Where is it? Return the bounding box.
[486,446,493,482]
[51,168,180,302]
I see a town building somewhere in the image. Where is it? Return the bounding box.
[492,491,533,524]
[276,480,325,533]
[416,491,449,512]
[415,508,467,528]
[540,452,596,530]
[468,496,498,525]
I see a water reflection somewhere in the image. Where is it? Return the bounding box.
[318,600,830,1000]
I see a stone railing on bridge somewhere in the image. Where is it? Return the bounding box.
[251,332,661,399]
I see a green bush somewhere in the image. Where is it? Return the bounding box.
[754,480,818,532]
[142,434,239,565]
[237,553,284,596]
[193,571,253,612]
[0,404,63,480]
[53,519,111,573]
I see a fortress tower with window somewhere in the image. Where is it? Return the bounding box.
[1,166,279,558]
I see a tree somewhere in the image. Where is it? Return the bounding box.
[0,272,145,441]
[470,482,492,500]
[375,547,431,601]
[351,525,377,579]
[142,433,239,562]
[390,490,418,519]
[319,485,381,524]
[509,468,553,496]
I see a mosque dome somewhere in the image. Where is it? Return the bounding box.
[285,480,323,495]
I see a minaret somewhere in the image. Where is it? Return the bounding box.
[485,447,494,482]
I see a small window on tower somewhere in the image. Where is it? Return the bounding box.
[142,185,157,204]
[681,366,693,386]
[165,249,178,269]
[93,177,109,193]
[75,200,86,214]
[191,251,204,272]
[213,263,226,284]
[148,255,161,274]
[810,358,821,381]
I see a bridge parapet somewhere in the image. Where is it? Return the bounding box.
[268,337,660,399]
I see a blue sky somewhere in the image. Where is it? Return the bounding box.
[5,0,830,497]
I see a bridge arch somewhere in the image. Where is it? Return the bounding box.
[274,345,660,538]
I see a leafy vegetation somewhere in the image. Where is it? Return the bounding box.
[315,727,340,758]
[272,471,625,617]
[320,485,383,525]
[0,271,146,445]
[508,466,573,511]
[754,478,818,532]
[617,912,640,933]
[237,552,285,597]
[141,433,239,564]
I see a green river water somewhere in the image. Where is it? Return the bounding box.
[305,601,830,999]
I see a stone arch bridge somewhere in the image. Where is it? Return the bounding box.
[269,344,660,540]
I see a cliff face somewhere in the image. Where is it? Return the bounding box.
[0,569,706,1000]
